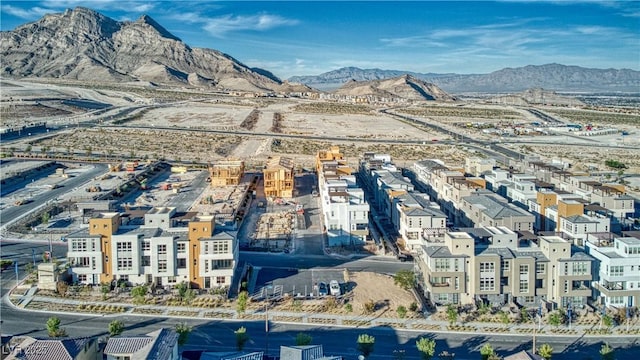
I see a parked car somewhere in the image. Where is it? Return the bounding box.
[329,280,341,296]
[318,282,328,296]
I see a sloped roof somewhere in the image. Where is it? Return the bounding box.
[13,337,95,360]
[105,328,177,360]
[463,195,532,220]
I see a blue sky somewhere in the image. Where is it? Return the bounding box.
[1,1,639,79]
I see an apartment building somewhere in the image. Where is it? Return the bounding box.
[417,229,593,308]
[465,157,496,177]
[317,147,369,247]
[396,194,447,250]
[586,236,640,307]
[68,208,238,289]
[459,193,535,231]
[264,156,295,198]
[208,159,245,187]
[417,232,471,305]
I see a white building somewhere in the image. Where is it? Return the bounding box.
[586,236,640,307]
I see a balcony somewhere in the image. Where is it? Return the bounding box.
[431,282,451,287]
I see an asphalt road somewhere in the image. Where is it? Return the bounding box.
[1,308,637,360]
[0,163,107,229]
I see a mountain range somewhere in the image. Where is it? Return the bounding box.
[290,64,640,93]
[0,7,281,92]
[1,7,638,95]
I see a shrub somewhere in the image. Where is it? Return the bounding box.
[397,305,408,318]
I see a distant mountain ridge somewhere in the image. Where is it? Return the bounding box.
[0,7,282,91]
[290,64,640,93]
[334,75,456,101]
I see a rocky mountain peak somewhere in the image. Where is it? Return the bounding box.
[134,14,181,41]
[1,7,282,91]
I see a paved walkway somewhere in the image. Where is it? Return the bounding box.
[8,286,640,337]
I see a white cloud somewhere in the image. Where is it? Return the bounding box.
[202,13,299,37]
[1,5,54,19]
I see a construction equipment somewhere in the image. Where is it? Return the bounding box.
[85,185,102,192]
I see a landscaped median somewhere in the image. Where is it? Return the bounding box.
[8,286,640,337]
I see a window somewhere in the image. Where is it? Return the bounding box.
[480,278,495,291]
[519,264,529,275]
[142,241,150,251]
[157,244,167,255]
[116,242,132,251]
[177,258,186,269]
[177,243,186,253]
[141,256,150,267]
[536,263,546,274]
[78,274,87,282]
[212,241,230,254]
[117,258,132,271]
[572,262,588,275]
[212,259,233,269]
[610,266,624,276]
[610,296,623,305]
[216,276,226,285]
[167,276,177,284]
[501,260,510,272]
[480,262,495,273]
[435,259,449,272]
[519,279,529,293]
[158,260,167,272]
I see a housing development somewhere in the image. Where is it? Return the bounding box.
[1,4,640,360]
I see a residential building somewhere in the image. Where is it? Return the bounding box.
[416,232,471,305]
[460,193,535,231]
[538,235,593,308]
[264,156,295,198]
[586,236,640,307]
[397,197,447,250]
[465,157,496,177]
[317,147,369,247]
[208,160,244,187]
[68,208,237,290]
[6,337,100,360]
[104,328,178,360]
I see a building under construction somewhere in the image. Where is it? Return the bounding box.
[209,160,245,187]
[264,156,295,198]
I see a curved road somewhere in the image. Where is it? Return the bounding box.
[1,302,637,359]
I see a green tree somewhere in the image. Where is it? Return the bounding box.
[41,212,50,225]
[46,316,66,337]
[177,281,189,299]
[237,291,249,314]
[357,333,375,358]
[520,307,529,323]
[549,311,562,328]
[393,270,416,290]
[397,305,408,318]
[101,283,110,300]
[602,314,614,328]
[487,354,502,360]
[175,322,192,346]
[295,332,313,346]
[480,343,494,360]
[108,320,124,336]
[538,343,553,360]
[234,326,249,351]
[131,285,148,305]
[446,304,458,326]
[416,337,436,360]
[499,311,510,325]
[599,343,614,360]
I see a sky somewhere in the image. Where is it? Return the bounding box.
[1,1,639,79]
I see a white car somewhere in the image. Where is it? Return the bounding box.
[329,280,341,296]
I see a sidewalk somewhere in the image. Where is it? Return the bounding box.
[8,287,640,337]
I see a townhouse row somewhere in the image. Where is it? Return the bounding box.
[67,207,238,289]
[359,153,638,309]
